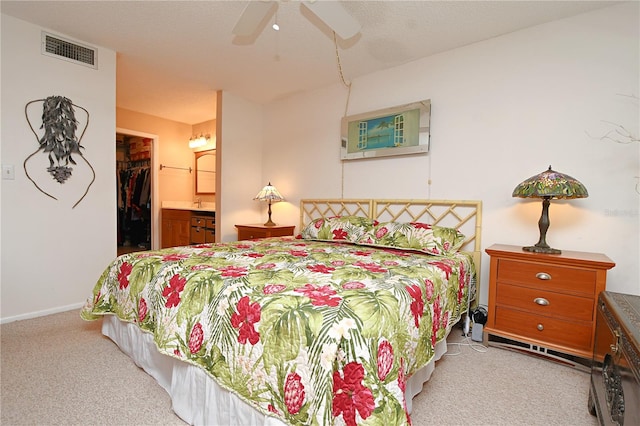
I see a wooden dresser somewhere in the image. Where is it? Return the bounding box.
[161,209,216,248]
[236,224,295,241]
[589,291,640,426]
[485,244,615,360]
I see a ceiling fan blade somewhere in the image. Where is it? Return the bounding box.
[301,1,361,40]
[232,1,276,37]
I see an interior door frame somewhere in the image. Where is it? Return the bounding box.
[116,127,160,250]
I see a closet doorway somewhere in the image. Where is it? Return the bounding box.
[116,128,159,256]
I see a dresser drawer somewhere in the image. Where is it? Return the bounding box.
[496,282,594,322]
[497,259,596,295]
[191,226,206,243]
[494,306,593,351]
[192,216,207,227]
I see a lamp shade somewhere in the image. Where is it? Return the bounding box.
[254,182,284,226]
[512,166,588,199]
[512,166,588,254]
[254,183,284,202]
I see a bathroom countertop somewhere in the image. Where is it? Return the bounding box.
[161,201,215,212]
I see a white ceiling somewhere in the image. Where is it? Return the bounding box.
[1,1,621,125]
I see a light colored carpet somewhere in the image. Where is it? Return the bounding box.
[1,310,599,426]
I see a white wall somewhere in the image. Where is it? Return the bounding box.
[1,15,117,321]
[217,91,264,242]
[262,3,640,304]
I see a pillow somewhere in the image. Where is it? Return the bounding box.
[299,216,377,243]
[357,221,466,255]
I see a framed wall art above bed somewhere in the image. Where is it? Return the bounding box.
[82,198,482,426]
[340,100,431,160]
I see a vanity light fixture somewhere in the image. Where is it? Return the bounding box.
[188,134,210,149]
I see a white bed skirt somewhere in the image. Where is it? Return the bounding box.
[102,315,450,426]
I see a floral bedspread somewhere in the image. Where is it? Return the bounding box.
[81,237,475,426]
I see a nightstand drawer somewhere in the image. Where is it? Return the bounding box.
[497,259,596,295]
[236,224,295,241]
[494,306,593,352]
[496,282,594,322]
[238,228,268,240]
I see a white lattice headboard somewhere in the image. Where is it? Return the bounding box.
[300,198,483,306]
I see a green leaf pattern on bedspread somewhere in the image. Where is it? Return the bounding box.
[81,238,475,426]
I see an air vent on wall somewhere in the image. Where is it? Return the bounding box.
[41,32,97,69]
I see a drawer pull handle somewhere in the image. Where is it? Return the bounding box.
[535,272,551,280]
[533,297,550,306]
[537,324,544,331]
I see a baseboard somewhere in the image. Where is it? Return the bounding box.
[0,302,85,324]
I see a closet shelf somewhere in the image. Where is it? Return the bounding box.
[160,164,192,173]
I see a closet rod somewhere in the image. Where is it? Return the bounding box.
[159,164,192,173]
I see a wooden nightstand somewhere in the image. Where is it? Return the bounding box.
[235,224,295,241]
[484,244,615,361]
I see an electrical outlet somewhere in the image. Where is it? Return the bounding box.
[2,164,15,180]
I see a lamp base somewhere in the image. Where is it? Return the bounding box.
[263,219,276,227]
[523,245,561,255]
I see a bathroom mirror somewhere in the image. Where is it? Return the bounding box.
[195,150,216,194]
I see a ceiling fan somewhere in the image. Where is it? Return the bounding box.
[232,0,361,40]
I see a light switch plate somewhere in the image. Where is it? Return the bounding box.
[2,164,15,180]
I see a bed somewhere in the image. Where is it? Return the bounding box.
[82,198,482,426]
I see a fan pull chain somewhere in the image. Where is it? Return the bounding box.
[333,32,350,89]
[333,31,352,119]
[334,31,352,199]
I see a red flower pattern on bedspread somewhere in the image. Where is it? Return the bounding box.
[410,222,432,229]
[353,261,387,273]
[425,279,434,300]
[189,322,204,354]
[432,295,443,346]
[263,284,286,294]
[458,261,468,303]
[284,372,305,415]
[332,361,375,426]
[377,340,394,381]
[397,358,412,425]
[375,226,389,238]
[117,262,132,289]
[162,253,189,262]
[307,264,335,274]
[162,274,187,308]
[231,296,261,345]
[295,284,341,307]
[406,284,424,328]
[333,228,348,240]
[138,297,147,322]
[219,265,248,277]
[431,259,454,280]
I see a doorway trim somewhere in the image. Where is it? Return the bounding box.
[116,127,160,250]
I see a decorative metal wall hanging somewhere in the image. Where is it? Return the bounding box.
[24,96,95,208]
